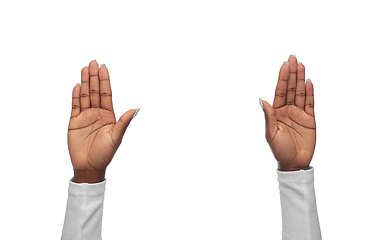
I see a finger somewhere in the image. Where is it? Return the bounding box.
[305,80,315,116]
[99,64,113,112]
[295,62,306,109]
[273,62,290,109]
[89,60,100,108]
[261,99,278,143]
[111,109,139,147]
[286,55,298,105]
[80,66,90,111]
[71,84,81,118]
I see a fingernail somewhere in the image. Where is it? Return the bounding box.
[290,54,296,58]
[307,79,311,82]
[76,83,81,86]
[91,59,97,62]
[298,62,303,65]
[283,61,289,65]
[132,108,140,119]
[259,98,264,111]
[100,64,106,68]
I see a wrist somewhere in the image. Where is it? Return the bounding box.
[278,164,310,172]
[73,169,106,183]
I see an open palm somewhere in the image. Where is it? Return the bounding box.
[261,56,316,171]
[68,60,137,175]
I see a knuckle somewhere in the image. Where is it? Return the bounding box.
[101,92,112,97]
[275,88,286,97]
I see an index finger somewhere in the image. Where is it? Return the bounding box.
[99,64,113,112]
[273,61,290,109]
[305,80,315,117]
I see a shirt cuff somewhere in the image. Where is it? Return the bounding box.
[68,178,107,196]
[277,166,314,182]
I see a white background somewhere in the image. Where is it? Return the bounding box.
[1,0,378,239]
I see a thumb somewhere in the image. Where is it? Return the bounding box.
[259,99,277,143]
[112,108,140,146]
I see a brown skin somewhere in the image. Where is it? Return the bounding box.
[68,60,138,183]
[68,56,313,184]
[261,56,316,171]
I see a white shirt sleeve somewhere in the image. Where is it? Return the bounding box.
[61,178,106,240]
[61,168,321,240]
[278,167,322,240]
